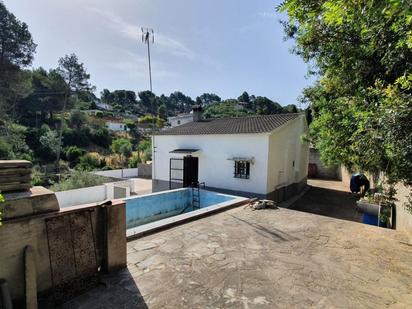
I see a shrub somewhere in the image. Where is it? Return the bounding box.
[111,138,132,159]
[39,130,59,156]
[63,127,91,147]
[95,111,104,118]
[91,127,112,148]
[50,170,109,192]
[64,146,84,166]
[105,154,123,169]
[69,110,88,128]
[76,152,105,171]
[0,137,12,159]
[128,153,141,168]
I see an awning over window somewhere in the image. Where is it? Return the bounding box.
[227,156,254,164]
[169,149,200,154]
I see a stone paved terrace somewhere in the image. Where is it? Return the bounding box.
[63,205,412,308]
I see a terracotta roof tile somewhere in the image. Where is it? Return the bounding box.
[157,113,300,135]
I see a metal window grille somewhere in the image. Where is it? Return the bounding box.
[234,161,250,179]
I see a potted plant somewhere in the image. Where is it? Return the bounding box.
[356,184,396,228]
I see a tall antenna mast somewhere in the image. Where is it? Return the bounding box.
[141,28,154,92]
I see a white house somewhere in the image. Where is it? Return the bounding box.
[152,112,309,202]
[106,121,128,132]
[167,113,193,128]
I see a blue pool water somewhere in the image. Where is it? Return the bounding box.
[125,188,236,229]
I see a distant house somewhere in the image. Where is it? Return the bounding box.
[96,101,113,111]
[167,113,193,128]
[152,111,309,202]
[106,121,128,132]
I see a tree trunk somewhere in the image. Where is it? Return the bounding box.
[55,88,69,172]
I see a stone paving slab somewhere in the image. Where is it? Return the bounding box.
[63,205,412,309]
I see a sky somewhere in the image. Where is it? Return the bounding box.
[4,0,314,106]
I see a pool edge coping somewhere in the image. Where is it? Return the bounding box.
[126,196,250,240]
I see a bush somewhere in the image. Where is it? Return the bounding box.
[95,111,104,118]
[63,127,91,147]
[128,153,141,168]
[76,152,105,171]
[0,137,12,159]
[39,130,59,156]
[69,110,88,128]
[0,123,33,161]
[111,138,132,158]
[64,146,84,166]
[50,170,109,192]
[91,127,112,148]
[105,154,123,169]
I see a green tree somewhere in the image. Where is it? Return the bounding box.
[111,138,132,164]
[237,91,250,103]
[125,119,141,146]
[17,68,66,124]
[279,0,412,184]
[69,110,88,128]
[282,104,298,113]
[55,53,92,169]
[0,2,36,119]
[158,104,167,120]
[196,93,221,106]
[39,129,60,157]
[254,96,282,115]
[138,90,156,114]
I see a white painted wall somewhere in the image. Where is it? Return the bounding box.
[167,114,193,127]
[153,114,308,196]
[106,122,127,131]
[55,179,138,207]
[94,168,138,179]
[153,134,269,195]
[55,185,107,207]
[266,115,309,192]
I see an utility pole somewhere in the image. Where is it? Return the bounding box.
[141,28,156,175]
[141,28,154,92]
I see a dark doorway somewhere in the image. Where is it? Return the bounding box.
[169,156,199,189]
[183,156,198,187]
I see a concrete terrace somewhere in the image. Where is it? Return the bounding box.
[63,201,412,308]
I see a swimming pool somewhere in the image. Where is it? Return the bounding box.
[124,188,248,236]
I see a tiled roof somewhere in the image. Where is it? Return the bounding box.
[157,113,300,135]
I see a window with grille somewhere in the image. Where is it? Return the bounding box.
[234,161,250,179]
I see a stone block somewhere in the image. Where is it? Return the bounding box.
[1,187,59,220]
[106,202,127,271]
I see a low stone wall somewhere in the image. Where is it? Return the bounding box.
[55,184,107,207]
[394,183,412,237]
[137,163,152,178]
[94,168,139,179]
[308,148,340,180]
[0,188,127,305]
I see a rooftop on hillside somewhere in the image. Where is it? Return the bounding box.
[157,113,300,135]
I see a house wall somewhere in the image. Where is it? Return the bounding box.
[106,122,127,131]
[168,115,193,128]
[267,115,309,201]
[152,134,269,196]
